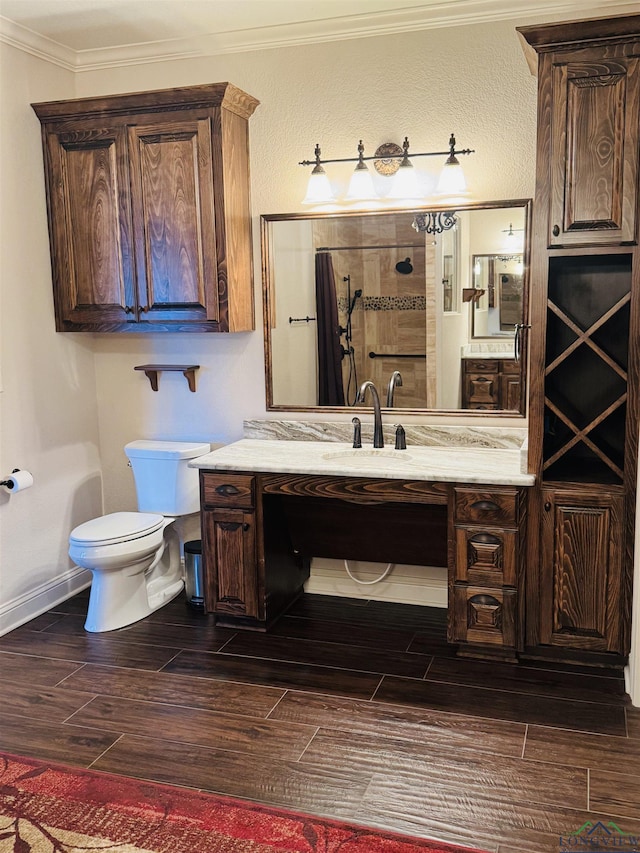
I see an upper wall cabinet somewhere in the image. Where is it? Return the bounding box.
[520,21,639,247]
[32,83,259,332]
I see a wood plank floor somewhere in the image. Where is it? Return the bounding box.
[0,590,638,853]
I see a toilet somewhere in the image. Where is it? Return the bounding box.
[69,439,210,632]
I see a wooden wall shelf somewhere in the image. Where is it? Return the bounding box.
[134,364,200,392]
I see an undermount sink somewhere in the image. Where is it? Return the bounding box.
[321,449,413,464]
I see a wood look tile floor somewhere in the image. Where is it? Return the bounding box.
[1,590,638,853]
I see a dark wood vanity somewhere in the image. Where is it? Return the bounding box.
[201,469,529,661]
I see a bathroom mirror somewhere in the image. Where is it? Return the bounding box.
[261,198,531,414]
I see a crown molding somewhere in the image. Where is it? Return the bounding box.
[0,16,77,70]
[2,0,638,72]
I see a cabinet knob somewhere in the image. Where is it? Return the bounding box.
[544,501,552,511]
[243,523,250,531]
[470,499,500,513]
[552,224,560,237]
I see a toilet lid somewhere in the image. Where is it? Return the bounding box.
[70,512,164,547]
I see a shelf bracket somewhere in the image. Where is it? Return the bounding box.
[134,364,200,392]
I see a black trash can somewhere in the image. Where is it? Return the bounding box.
[184,540,204,609]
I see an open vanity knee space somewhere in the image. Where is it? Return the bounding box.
[193,431,534,662]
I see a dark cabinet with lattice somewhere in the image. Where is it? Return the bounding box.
[520,16,640,659]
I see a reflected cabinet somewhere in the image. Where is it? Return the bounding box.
[520,15,640,658]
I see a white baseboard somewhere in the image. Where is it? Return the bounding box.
[304,558,447,607]
[0,567,91,636]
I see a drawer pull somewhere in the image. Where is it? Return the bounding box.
[469,532,501,546]
[470,499,500,513]
[469,593,500,607]
[215,484,240,496]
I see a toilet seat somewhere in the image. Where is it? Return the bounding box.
[70,511,164,548]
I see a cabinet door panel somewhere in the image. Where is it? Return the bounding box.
[549,51,639,245]
[128,119,219,322]
[46,129,135,327]
[540,487,624,651]
[205,508,259,618]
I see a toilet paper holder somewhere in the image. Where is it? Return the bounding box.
[1,469,22,489]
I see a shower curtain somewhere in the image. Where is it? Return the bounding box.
[315,251,345,406]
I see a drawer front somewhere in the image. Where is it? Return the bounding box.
[452,584,517,648]
[455,526,517,587]
[501,359,520,374]
[464,359,500,373]
[202,473,255,508]
[454,487,520,526]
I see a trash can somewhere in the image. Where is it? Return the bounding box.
[184,540,204,610]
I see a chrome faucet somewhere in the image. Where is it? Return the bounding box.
[356,380,384,448]
[386,370,403,407]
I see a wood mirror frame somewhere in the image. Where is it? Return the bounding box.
[261,199,531,415]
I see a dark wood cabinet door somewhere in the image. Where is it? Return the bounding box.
[204,507,259,619]
[547,46,639,246]
[44,127,136,329]
[128,119,219,324]
[500,372,521,411]
[540,486,625,652]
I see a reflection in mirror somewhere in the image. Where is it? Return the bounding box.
[262,199,530,414]
[472,255,524,337]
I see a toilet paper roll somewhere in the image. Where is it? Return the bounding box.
[4,470,33,493]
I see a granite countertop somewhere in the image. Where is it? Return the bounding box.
[191,438,535,486]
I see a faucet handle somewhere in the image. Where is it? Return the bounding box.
[394,424,407,450]
[352,417,362,448]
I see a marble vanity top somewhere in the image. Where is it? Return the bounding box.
[191,439,535,486]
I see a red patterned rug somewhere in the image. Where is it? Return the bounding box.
[0,752,490,853]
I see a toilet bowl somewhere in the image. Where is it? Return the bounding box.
[69,440,210,632]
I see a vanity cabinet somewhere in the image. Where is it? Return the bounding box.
[519,16,640,660]
[451,486,526,658]
[201,474,261,620]
[540,485,625,652]
[32,83,259,333]
[461,359,520,410]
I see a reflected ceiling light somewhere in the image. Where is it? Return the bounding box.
[502,222,524,252]
[301,144,336,205]
[300,133,473,205]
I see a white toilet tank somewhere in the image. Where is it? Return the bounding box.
[124,440,210,516]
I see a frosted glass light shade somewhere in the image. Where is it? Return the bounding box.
[435,159,468,197]
[346,165,377,201]
[302,168,335,204]
[387,163,424,201]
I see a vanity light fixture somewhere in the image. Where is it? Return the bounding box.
[300,133,473,205]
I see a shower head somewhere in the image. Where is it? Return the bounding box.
[396,258,413,275]
[348,289,363,315]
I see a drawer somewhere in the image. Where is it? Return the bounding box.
[455,526,517,587]
[202,473,255,508]
[463,359,499,373]
[452,584,517,648]
[454,487,521,525]
[501,359,520,374]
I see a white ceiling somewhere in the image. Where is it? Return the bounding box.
[0,0,637,69]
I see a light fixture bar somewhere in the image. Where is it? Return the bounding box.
[299,138,474,167]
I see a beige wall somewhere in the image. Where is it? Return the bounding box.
[0,44,102,630]
[1,14,639,704]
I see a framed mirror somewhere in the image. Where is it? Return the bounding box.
[261,198,531,414]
